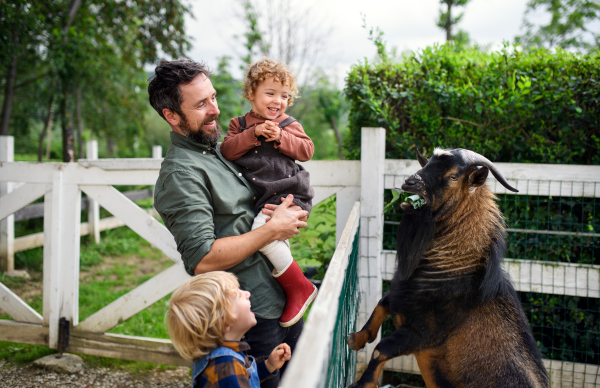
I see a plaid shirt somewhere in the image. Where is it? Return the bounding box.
[194,341,275,388]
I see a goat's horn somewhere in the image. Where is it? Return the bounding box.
[458,149,519,193]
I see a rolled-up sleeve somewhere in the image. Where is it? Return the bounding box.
[155,170,216,275]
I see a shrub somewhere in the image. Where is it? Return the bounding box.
[344,43,600,165]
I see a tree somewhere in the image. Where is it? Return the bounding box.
[0,0,193,161]
[211,56,244,132]
[516,0,600,52]
[0,0,48,137]
[437,0,473,43]
[314,74,346,159]
[233,0,331,85]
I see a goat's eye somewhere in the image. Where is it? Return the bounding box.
[450,175,458,181]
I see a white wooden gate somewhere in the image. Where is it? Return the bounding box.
[0,138,360,365]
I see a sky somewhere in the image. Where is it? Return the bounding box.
[184,0,531,84]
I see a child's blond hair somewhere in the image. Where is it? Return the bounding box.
[242,58,300,106]
[166,271,239,361]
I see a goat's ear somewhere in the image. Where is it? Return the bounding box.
[416,149,429,167]
[470,166,489,188]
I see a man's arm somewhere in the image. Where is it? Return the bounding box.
[194,195,307,274]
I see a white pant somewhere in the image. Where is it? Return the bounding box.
[251,212,293,274]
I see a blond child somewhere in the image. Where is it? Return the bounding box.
[220,58,317,328]
[167,272,291,388]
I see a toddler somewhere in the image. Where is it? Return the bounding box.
[220,58,317,327]
[167,271,291,388]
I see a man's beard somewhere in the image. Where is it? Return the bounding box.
[180,113,222,147]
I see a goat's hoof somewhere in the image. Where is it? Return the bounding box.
[347,332,366,351]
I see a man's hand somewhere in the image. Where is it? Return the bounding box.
[193,196,307,275]
[263,197,308,223]
[265,343,291,373]
[262,195,308,240]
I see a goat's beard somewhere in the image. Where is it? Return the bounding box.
[395,209,436,281]
[180,113,222,147]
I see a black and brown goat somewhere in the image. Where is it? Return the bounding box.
[347,148,548,388]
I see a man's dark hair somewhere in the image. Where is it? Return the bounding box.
[148,59,211,121]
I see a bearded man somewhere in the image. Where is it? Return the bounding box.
[148,59,308,387]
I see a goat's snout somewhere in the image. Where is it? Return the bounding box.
[402,174,424,192]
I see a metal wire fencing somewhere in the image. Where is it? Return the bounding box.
[280,202,361,388]
[326,228,360,388]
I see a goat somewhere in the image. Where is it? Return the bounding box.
[347,148,548,388]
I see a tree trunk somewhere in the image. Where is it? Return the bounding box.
[446,1,453,42]
[55,0,82,161]
[65,0,82,31]
[76,87,84,159]
[38,95,55,162]
[46,121,53,160]
[331,117,344,160]
[107,137,115,156]
[61,96,75,162]
[0,37,18,136]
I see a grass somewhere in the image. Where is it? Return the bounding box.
[1,195,336,372]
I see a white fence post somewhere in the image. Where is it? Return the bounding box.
[86,140,100,243]
[42,166,82,348]
[60,176,82,326]
[152,145,162,160]
[44,170,63,348]
[152,145,162,209]
[357,127,385,377]
[0,136,15,273]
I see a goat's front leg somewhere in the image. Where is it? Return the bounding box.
[347,326,422,388]
[347,294,390,351]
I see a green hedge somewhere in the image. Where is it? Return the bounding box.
[344,44,600,164]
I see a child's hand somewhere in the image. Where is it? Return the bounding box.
[263,121,282,143]
[254,123,268,138]
[265,343,291,373]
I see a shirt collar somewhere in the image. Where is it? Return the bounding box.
[220,341,251,353]
[169,131,216,153]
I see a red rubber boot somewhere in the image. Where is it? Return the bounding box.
[273,260,318,327]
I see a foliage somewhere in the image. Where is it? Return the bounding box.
[0,0,192,158]
[436,0,473,43]
[523,292,600,364]
[286,77,348,160]
[344,43,600,165]
[211,56,244,131]
[290,195,337,279]
[499,193,599,265]
[516,0,600,52]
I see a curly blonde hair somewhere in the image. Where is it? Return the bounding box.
[166,272,239,361]
[242,58,300,106]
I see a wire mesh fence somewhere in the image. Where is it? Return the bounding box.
[280,202,361,388]
[381,175,600,387]
[326,228,361,388]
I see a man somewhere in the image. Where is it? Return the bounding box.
[148,59,308,387]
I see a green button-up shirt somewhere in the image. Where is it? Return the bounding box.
[154,132,285,319]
